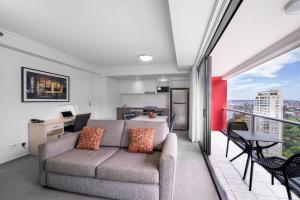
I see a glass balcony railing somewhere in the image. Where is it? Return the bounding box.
[226,108,300,158]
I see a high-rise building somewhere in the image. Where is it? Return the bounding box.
[253,89,283,156]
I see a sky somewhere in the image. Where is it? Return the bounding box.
[228,47,300,101]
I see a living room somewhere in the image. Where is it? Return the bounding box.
[0,0,215,199]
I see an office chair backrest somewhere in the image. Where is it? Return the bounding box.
[169,113,176,132]
[73,113,91,132]
[122,112,136,120]
[284,153,300,178]
[157,111,164,116]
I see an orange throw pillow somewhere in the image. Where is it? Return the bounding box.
[76,127,104,150]
[128,128,154,153]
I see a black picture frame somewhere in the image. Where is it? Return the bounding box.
[21,67,70,102]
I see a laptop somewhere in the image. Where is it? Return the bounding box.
[61,111,74,118]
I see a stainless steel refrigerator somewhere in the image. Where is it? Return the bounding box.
[171,89,189,130]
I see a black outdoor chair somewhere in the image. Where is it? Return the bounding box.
[169,113,176,132]
[226,121,249,158]
[122,112,136,120]
[64,113,91,133]
[249,154,300,200]
[226,121,252,179]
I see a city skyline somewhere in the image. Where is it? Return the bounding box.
[228,47,300,101]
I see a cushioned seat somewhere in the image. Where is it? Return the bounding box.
[96,149,160,184]
[46,147,119,177]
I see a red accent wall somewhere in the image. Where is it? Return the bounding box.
[212,77,227,131]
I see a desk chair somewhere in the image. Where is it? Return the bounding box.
[64,113,91,133]
[169,113,176,132]
[157,111,164,116]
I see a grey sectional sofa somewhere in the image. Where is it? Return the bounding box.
[38,120,177,200]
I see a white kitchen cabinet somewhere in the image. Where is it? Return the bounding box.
[120,79,157,94]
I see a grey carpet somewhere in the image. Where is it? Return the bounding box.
[174,131,218,200]
[0,131,218,200]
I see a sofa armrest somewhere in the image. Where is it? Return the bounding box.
[160,132,177,200]
[38,133,79,185]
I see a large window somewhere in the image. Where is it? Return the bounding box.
[227,47,300,158]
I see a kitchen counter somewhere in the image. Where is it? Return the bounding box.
[116,107,169,121]
[131,115,168,122]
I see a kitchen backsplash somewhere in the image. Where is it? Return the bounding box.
[121,93,170,108]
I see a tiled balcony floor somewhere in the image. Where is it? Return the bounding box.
[210,131,300,200]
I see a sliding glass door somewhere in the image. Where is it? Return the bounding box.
[198,56,212,155]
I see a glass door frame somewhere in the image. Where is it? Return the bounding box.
[198,0,243,156]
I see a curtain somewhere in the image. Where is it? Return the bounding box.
[189,67,202,142]
[189,62,206,143]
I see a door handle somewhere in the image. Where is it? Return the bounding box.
[203,109,207,117]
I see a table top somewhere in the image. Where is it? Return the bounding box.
[131,115,168,122]
[233,130,284,143]
[28,117,75,126]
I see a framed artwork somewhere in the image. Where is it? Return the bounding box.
[21,67,70,102]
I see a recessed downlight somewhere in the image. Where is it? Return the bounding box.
[285,0,300,14]
[138,54,153,62]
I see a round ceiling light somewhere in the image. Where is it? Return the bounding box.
[138,54,153,62]
[285,0,300,14]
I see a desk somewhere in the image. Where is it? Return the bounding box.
[232,130,284,180]
[131,115,168,123]
[28,117,75,155]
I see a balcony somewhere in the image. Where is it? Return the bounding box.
[209,108,300,200]
[210,130,300,200]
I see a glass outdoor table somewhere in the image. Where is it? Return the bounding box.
[232,130,284,180]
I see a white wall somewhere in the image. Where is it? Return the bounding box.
[96,76,121,119]
[120,79,157,94]
[121,94,169,108]
[0,46,120,164]
[119,78,189,108]
[170,80,190,88]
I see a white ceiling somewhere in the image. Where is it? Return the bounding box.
[0,0,176,68]
[2,0,299,76]
[168,0,216,70]
[0,0,219,72]
[211,0,300,77]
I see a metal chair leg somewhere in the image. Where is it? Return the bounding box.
[226,139,229,157]
[284,173,292,200]
[243,152,251,180]
[249,160,254,191]
[230,150,246,162]
[271,173,274,185]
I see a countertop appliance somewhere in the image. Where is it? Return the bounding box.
[157,86,169,93]
[171,89,189,130]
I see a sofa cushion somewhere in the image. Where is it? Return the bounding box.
[87,120,124,147]
[128,128,154,153]
[76,127,104,150]
[46,147,119,177]
[96,149,160,184]
[121,121,168,150]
